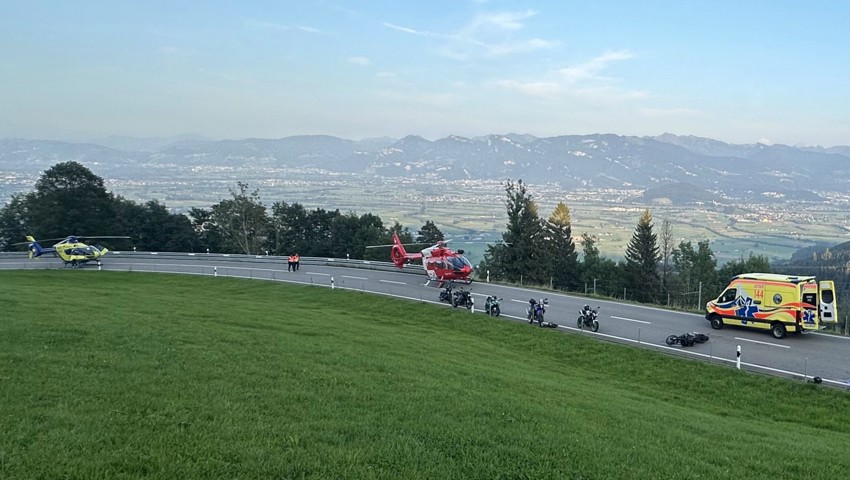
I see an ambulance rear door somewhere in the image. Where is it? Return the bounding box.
[819,281,838,323]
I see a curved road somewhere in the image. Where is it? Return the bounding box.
[2,251,849,389]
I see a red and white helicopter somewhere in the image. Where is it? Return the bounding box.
[372,233,473,287]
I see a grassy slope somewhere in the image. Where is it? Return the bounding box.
[1,270,849,480]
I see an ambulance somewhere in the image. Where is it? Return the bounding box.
[705,273,837,339]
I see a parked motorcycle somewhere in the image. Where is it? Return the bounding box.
[526,298,548,326]
[576,305,600,332]
[665,332,709,347]
[484,295,502,317]
[452,288,474,310]
[439,285,454,304]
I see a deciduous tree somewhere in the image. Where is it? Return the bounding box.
[210,182,269,255]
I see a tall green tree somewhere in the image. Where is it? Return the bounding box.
[189,207,225,253]
[481,180,547,284]
[579,233,621,297]
[269,201,311,256]
[546,202,579,290]
[26,161,118,238]
[672,240,718,307]
[624,209,661,303]
[659,218,674,298]
[417,221,444,244]
[0,193,29,250]
[210,182,270,255]
[717,254,771,289]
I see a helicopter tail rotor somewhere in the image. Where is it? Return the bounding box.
[390,234,408,268]
[24,236,48,258]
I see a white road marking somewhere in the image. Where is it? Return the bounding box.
[734,337,791,349]
[305,272,329,276]
[811,332,850,341]
[379,279,406,285]
[342,275,368,280]
[611,315,651,325]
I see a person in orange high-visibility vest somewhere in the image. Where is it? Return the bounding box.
[293,253,300,271]
[288,254,295,272]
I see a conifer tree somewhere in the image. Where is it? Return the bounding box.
[481,179,547,284]
[624,209,660,302]
[546,202,579,290]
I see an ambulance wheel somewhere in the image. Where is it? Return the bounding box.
[771,323,787,339]
[709,315,723,330]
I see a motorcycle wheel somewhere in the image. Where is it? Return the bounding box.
[492,306,500,317]
[665,335,679,346]
[591,320,599,332]
[451,297,458,308]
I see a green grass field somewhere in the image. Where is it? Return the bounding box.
[2,270,849,479]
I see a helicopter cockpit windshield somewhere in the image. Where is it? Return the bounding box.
[447,255,472,271]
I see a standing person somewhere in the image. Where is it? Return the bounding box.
[294,253,300,271]
[288,254,295,272]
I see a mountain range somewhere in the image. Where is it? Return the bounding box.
[2,133,850,204]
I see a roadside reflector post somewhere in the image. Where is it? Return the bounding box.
[97,261,102,271]
[736,345,742,370]
[804,357,808,381]
[331,277,335,289]
[470,298,475,314]
[214,266,217,277]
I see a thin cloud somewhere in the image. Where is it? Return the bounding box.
[559,50,634,85]
[298,25,324,34]
[384,11,556,59]
[383,22,431,36]
[348,56,373,66]
[496,50,645,103]
[467,10,537,32]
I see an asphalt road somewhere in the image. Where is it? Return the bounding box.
[3,251,849,389]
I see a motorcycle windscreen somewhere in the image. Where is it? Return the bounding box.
[819,280,838,324]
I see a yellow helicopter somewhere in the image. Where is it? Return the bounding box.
[18,235,129,268]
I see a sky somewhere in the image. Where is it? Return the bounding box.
[2,0,849,146]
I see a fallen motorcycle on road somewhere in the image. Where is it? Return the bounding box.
[665,332,709,347]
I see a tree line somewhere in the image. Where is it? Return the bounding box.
[478,179,772,309]
[3,161,846,317]
[0,162,439,259]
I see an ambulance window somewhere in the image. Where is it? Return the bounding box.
[802,293,816,307]
[821,290,834,303]
[719,289,737,302]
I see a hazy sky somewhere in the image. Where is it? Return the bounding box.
[2,1,849,146]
